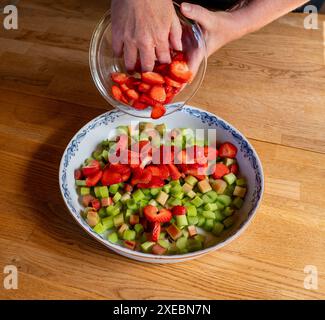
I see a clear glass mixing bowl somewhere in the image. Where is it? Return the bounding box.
[89,3,207,118]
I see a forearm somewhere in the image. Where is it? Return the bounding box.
[230,0,309,37]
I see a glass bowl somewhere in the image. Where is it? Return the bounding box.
[89,2,207,118]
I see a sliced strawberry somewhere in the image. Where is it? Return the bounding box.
[229,163,239,175]
[131,167,152,185]
[126,89,139,101]
[126,76,141,88]
[169,60,192,83]
[154,63,169,75]
[86,170,103,187]
[111,85,122,101]
[82,194,95,207]
[219,142,237,158]
[130,214,140,226]
[151,103,166,119]
[149,85,166,103]
[111,72,128,84]
[204,146,219,161]
[124,183,133,193]
[141,72,165,85]
[101,170,122,186]
[133,101,148,110]
[120,83,129,92]
[138,177,164,188]
[138,82,151,93]
[167,164,182,180]
[109,163,130,175]
[172,205,187,216]
[74,169,83,180]
[152,222,161,242]
[212,163,230,179]
[144,205,172,223]
[157,164,170,179]
[91,199,101,211]
[147,165,161,176]
[82,160,101,177]
[172,51,186,61]
[152,244,167,255]
[119,93,128,104]
[139,94,155,106]
[165,76,182,88]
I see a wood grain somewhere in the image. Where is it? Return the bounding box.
[0,0,324,300]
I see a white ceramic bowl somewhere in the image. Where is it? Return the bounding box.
[59,106,264,263]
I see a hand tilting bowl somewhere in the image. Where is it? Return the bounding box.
[89,3,207,118]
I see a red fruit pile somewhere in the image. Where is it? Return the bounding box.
[110,51,193,119]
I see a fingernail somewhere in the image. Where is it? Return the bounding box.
[182,3,192,12]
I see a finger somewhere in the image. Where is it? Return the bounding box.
[170,15,183,51]
[155,39,171,64]
[139,45,156,72]
[112,35,123,57]
[123,43,138,71]
[180,3,212,29]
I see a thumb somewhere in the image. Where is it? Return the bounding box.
[180,2,212,28]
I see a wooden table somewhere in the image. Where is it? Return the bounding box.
[0,0,324,300]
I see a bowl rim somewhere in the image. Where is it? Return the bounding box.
[89,5,208,118]
[59,105,264,261]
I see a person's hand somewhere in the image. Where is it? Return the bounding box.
[111,0,183,72]
[180,2,243,57]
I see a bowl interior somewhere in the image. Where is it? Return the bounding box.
[89,4,207,118]
[60,106,264,263]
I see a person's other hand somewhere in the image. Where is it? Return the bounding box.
[111,0,183,72]
[180,2,241,57]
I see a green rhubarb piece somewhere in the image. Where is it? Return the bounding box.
[215,201,225,210]
[182,199,191,207]
[170,180,181,187]
[191,196,204,208]
[185,175,198,186]
[139,199,148,208]
[174,192,184,200]
[204,219,214,231]
[123,229,136,241]
[125,209,133,221]
[106,205,120,216]
[233,186,247,198]
[176,237,187,250]
[108,232,119,243]
[94,186,101,198]
[114,201,122,210]
[126,199,138,210]
[186,190,196,199]
[142,188,151,196]
[206,190,218,202]
[182,229,189,238]
[132,189,145,202]
[113,192,122,203]
[150,188,161,196]
[223,216,235,228]
[186,205,197,217]
[176,215,188,229]
[202,211,216,219]
[109,184,120,194]
[134,223,144,234]
[102,216,114,230]
[171,184,183,196]
[158,239,170,249]
[120,192,131,203]
[232,197,244,209]
[98,208,107,218]
[223,207,234,217]
[113,213,124,227]
[236,178,247,187]
[85,157,94,165]
[159,232,166,240]
[223,173,237,185]
[163,184,171,194]
[101,149,109,162]
[202,194,213,204]
[187,216,199,225]
[168,197,182,207]
[93,223,105,234]
[182,183,193,194]
[217,195,232,207]
[156,191,169,206]
[80,187,90,196]
[204,203,218,211]
[93,150,103,161]
[223,185,236,196]
[148,199,158,207]
[223,158,236,166]
[141,241,155,253]
[99,186,109,198]
[197,180,212,193]
[197,215,205,227]
[187,239,202,252]
[76,180,86,187]
[214,211,224,221]
[117,223,129,237]
[212,222,224,236]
